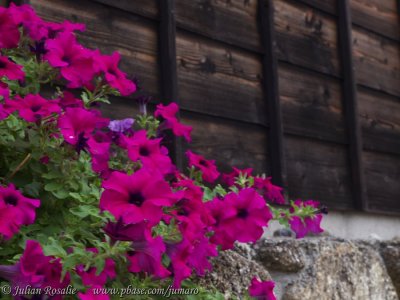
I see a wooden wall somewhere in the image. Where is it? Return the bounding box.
[4,0,400,214]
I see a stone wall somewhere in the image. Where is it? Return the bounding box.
[203,237,400,300]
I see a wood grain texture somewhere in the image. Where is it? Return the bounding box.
[274,0,340,76]
[30,0,160,98]
[279,63,346,143]
[363,151,400,213]
[181,111,269,175]
[353,27,400,97]
[91,0,158,19]
[100,96,141,120]
[351,0,400,41]
[359,88,400,155]
[176,30,266,125]
[297,0,337,15]
[284,135,353,209]
[175,0,261,52]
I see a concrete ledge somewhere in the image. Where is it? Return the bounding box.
[264,210,400,240]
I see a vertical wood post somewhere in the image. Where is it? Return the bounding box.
[258,0,286,189]
[158,0,183,170]
[337,0,367,210]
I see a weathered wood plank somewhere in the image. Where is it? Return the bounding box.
[297,0,337,15]
[279,63,346,143]
[284,135,353,209]
[359,88,400,155]
[176,30,266,125]
[363,151,400,213]
[181,111,269,175]
[274,0,340,76]
[91,0,158,19]
[100,96,141,120]
[175,0,261,52]
[353,27,400,97]
[30,0,160,98]
[351,0,400,41]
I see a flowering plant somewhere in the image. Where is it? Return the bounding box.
[0,4,325,300]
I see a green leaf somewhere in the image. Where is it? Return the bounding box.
[44,181,63,192]
[43,238,67,258]
[70,205,94,218]
[94,257,105,276]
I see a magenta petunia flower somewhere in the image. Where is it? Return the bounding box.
[248,277,276,300]
[222,167,253,186]
[0,240,70,299]
[87,131,111,176]
[45,32,97,88]
[167,234,217,288]
[0,184,40,240]
[0,55,25,80]
[5,94,60,122]
[58,107,109,153]
[208,189,272,250]
[44,20,86,40]
[0,103,10,121]
[171,180,213,240]
[95,52,136,96]
[155,103,192,142]
[100,169,176,225]
[304,214,323,234]
[254,177,285,205]
[126,224,171,279]
[104,217,138,242]
[186,234,217,277]
[223,188,273,242]
[166,239,194,288]
[205,197,237,250]
[123,130,175,175]
[0,82,10,101]
[104,220,170,278]
[8,4,83,43]
[288,216,308,239]
[8,3,48,41]
[289,200,324,238]
[0,7,20,49]
[186,150,220,183]
[7,3,35,24]
[59,91,84,109]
